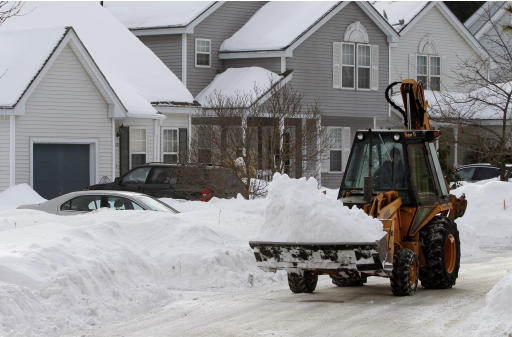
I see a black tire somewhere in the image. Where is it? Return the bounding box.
[419,216,461,289]
[287,271,318,293]
[390,248,419,296]
[330,275,366,287]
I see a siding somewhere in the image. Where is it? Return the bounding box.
[287,2,390,119]
[0,117,9,191]
[188,1,265,96]
[478,11,512,80]
[391,6,481,91]
[138,34,182,80]
[222,57,281,74]
[16,45,113,185]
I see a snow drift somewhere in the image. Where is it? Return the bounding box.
[0,184,46,211]
[257,174,385,242]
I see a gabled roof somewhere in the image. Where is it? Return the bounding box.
[196,67,292,107]
[371,1,428,33]
[0,2,194,116]
[219,1,398,57]
[105,1,222,35]
[465,1,506,36]
[372,1,489,58]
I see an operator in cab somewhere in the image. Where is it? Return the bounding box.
[373,147,406,189]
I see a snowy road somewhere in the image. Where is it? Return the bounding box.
[67,253,512,337]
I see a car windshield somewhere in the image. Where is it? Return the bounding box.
[136,195,179,213]
[456,167,476,181]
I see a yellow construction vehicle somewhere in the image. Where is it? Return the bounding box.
[249,79,467,296]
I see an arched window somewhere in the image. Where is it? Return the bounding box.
[416,36,441,91]
[344,21,369,43]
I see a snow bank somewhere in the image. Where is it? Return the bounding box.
[257,174,385,242]
[0,184,46,211]
[452,181,512,255]
[469,270,512,336]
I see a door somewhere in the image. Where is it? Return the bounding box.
[33,143,90,199]
[119,166,151,193]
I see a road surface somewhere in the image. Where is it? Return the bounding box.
[66,254,512,337]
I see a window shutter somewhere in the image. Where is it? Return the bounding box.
[370,45,379,90]
[408,54,416,79]
[179,128,188,163]
[341,127,351,172]
[440,56,447,90]
[118,126,129,176]
[321,127,330,172]
[333,42,342,89]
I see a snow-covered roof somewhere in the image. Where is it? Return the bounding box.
[104,1,215,30]
[196,67,284,107]
[0,27,67,109]
[465,1,506,36]
[220,1,339,52]
[0,2,194,115]
[371,1,428,33]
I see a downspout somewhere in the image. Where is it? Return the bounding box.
[9,115,15,186]
[111,118,116,179]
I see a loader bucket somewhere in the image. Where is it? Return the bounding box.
[249,239,387,275]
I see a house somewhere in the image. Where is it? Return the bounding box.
[0,2,195,198]
[109,1,400,188]
[373,1,490,168]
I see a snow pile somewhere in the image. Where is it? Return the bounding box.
[105,1,215,29]
[0,184,46,211]
[469,270,512,336]
[220,1,338,52]
[257,174,385,242]
[0,196,280,336]
[196,67,282,107]
[0,2,193,113]
[452,181,512,253]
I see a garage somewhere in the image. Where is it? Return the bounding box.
[33,143,91,199]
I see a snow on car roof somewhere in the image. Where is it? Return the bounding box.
[195,67,283,107]
[0,2,194,114]
[371,1,428,33]
[104,1,215,30]
[220,1,339,52]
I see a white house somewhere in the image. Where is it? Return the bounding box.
[0,2,196,198]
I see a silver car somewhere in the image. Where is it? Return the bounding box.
[17,190,179,215]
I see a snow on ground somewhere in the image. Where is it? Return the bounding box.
[0,184,46,211]
[0,177,511,336]
[257,174,385,242]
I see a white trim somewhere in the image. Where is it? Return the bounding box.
[111,118,116,179]
[474,6,509,39]
[153,119,159,162]
[161,127,179,163]
[195,38,211,68]
[388,43,392,118]
[29,138,99,187]
[255,73,294,106]
[9,115,15,186]
[219,50,290,59]
[129,127,148,168]
[155,105,199,115]
[182,33,187,86]
[280,56,286,73]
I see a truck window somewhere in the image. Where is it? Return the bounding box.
[407,144,436,200]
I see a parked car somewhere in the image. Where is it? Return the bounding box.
[89,163,246,200]
[17,190,179,215]
[454,164,500,182]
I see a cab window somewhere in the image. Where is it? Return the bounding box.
[407,144,436,200]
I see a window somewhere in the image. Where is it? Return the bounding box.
[147,167,176,185]
[341,43,355,88]
[195,39,211,67]
[357,44,370,89]
[107,196,143,210]
[329,128,343,172]
[130,128,146,168]
[162,129,178,163]
[417,55,441,91]
[60,195,102,212]
[122,167,151,184]
[407,144,436,200]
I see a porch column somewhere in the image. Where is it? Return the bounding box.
[316,117,321,184]
[9,115,15,186]
[111,118,116,179]
[242,114,247,156]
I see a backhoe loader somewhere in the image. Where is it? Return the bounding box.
[249,79,467,296]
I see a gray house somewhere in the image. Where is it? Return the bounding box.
[0,3,195,198]
[108,1,399,188]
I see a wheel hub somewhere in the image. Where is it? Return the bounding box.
[445,234,457,273]
[409,259,417,287]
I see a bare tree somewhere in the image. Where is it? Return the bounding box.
[191,83,328,198]
[0,2,22,26]
[431,5,512,180]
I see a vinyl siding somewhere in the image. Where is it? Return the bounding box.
[188,1,265,96]
[287,2,390,119]
[222,57,281,74]
[138,34,182,80]
[478,11,512,80]
[16,45,113,185]
[391,6,482,91]
[0,117,9,191]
